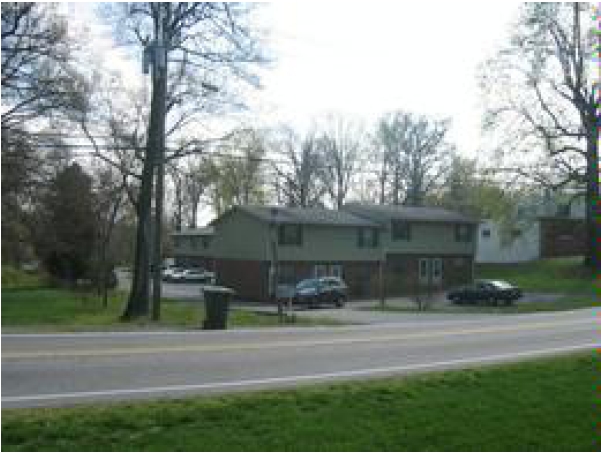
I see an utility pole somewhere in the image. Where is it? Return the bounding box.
[270,208,284,323]
[150,4,168,321]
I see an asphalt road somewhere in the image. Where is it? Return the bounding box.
[2,308,597,408]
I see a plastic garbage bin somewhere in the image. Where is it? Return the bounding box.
[202,286,235,330]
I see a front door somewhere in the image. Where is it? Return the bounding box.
[418,258,443,287]
[432,258,443,286]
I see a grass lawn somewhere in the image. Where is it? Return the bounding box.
[1,265,48,289]
[475,257,597,295]
[2,353,597,451]
[1,288,342,331]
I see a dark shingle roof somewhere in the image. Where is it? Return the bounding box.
[238,205,378,227]
[171,227,215,236]
[343,203,478,224]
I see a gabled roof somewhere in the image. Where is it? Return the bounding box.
[343,203,478,224]
[224,205,379,227]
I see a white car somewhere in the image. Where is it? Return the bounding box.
[176,268,216,284]
[162,266,184,281]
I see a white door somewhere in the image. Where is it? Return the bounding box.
[418,258,430,286]
[418,258,442,287]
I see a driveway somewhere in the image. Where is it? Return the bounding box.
[236,292,569,325]
[117,269,205,301]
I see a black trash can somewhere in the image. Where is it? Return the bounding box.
[202,286,234,330]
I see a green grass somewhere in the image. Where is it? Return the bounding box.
[2,353,597,451]
[1,265,48,289]
[1,288,342,331]
[475,257,597,294]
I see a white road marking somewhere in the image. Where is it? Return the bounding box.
[2,343,598,405]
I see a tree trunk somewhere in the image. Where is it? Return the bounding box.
[121,80,163,320]
[121,157,153,320]
[584,138,600,270]
[151,65,167,322]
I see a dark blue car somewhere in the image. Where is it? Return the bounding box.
[288,277,348,308]
[447,280,522,306]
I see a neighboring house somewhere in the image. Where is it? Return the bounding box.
[172,204,478,301]
[171,227,215,268]
[475,196,586,264]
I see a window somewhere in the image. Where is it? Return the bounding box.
[314,264,328,278]
[392,221,411,240]
[418,258,430,285]
[432,258,442,280]
[329,264,343,279]
[314,264,343,279]
[455,224,473,243]
[557,204,570,217]
[278,224,302,246]
[201,236,211,248]
[357,227,379,248]
[481,228,491,238]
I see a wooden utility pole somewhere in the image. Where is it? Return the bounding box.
[151,4,168,321]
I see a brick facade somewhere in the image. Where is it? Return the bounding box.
[207,254,473,302]
[214,258,270,301]
[384,254,473,297]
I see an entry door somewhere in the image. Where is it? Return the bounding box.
[418,258,430,286]
[418,258,443,287]
[432,258,443,286]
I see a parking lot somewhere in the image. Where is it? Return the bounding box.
[116,269,206,301]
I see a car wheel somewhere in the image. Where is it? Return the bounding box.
[335,296,345,308]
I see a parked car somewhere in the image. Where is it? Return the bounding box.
[179,269,215,284]
[162,266,184,282]
[289,277,348,308]
[447,279,522,305]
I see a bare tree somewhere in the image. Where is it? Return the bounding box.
[90,161,129,307]
[208,128,268,216]
[316,115,364,209]
[167,155,213,229]
[481,3,598,268]
[1,2,85,131]
[375,111,455,206]
[96,3,266,320]
[272,126,326,208]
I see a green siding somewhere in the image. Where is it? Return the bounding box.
[278,225,381,262]
[173,214,476,262]
[209,211,269,260]
[382,222,476,255]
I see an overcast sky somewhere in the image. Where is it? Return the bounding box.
[71,1,523,159]
[251,1,524,157]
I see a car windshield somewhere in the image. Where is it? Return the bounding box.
[490,280,513,289]
[296,279,319,290]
